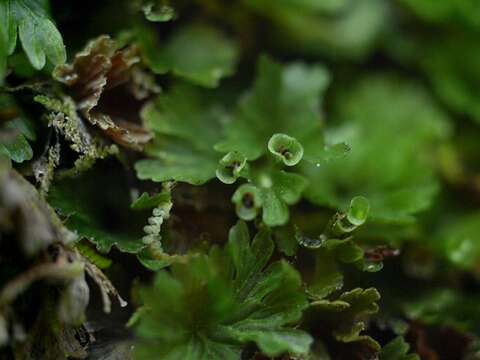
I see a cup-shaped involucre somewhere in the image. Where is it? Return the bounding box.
[232,184,263,221]
[216,151,247,184]
[268,133,304,166]
[347,196,370,226]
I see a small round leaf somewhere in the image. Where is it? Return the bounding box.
[268,133,304,166]
[232,184,262,221]
[347,196,370,226]
[216,151,247,184]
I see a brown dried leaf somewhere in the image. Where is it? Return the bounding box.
[53,36,153,151]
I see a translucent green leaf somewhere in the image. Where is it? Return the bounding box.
[135,84,224,185]
[271,170,308,205]
[262,170,307,226]
[307,288,381,352]
[268,133,304,166]
[347,196,370,226]
[216,151,247,184]
[216,55,330,162]
[6,114,36,141]
[0,94,35,163]
[261,187,289,226]
[226,221,274,298]
[0,0,65,72]
[322,238,364,264]
[131,191,171,210]
[404,289,480,334]
[308,248,343,299]
[388,31,480,124]
[298,199,379,299]
[51,202,144,254]
[235,170,307,227]
[136,146,217,185]
[273,225,298,256]
[420,34,480,124]
[398,0,480,29]
[380,337,419,360]
[230,328,312,357]
[141,1,175,22]
[136,247,172,271]
[134,222,312,359]
[0,131,32,163]
[338,288,380,317]
[143,24,237,87]
[244,0,388,60]
[436,212,480,271]
[48,171,145,254]
[303,75,451,223]
[0,15,7,83]
[0,0,15,82]
[304,238,367,299]
[75,242,112,269]
[232,184,263,221]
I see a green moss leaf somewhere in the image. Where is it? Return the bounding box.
[307,288,381,353]
[131,191,171,210]
[303,75,451,223]
[216,55,331,162]
[380,337,419,360]
[244,0,388,60]
[232,184,263,221]
[420,34,480,124]
[308,248,344,299]
[347,196,370,226]
[141,1,175,22]
[0,131,32,163]
[48,170,145,254]
[436,212,480,272]
[0,1,13,83]
[232,170,307,227]
[261,170,308,226]
[49,198,144,254]
[133,221,312,359]
[398,0,480,29]
[135,84,224,185]
[404,289,480,334]
[261,187,289,226]
[0,0,65,76]
[0,94,34,163]
[268,133,304,166]
[216,151,247,184]
[143,24,237,87]
[298,197,380,299]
